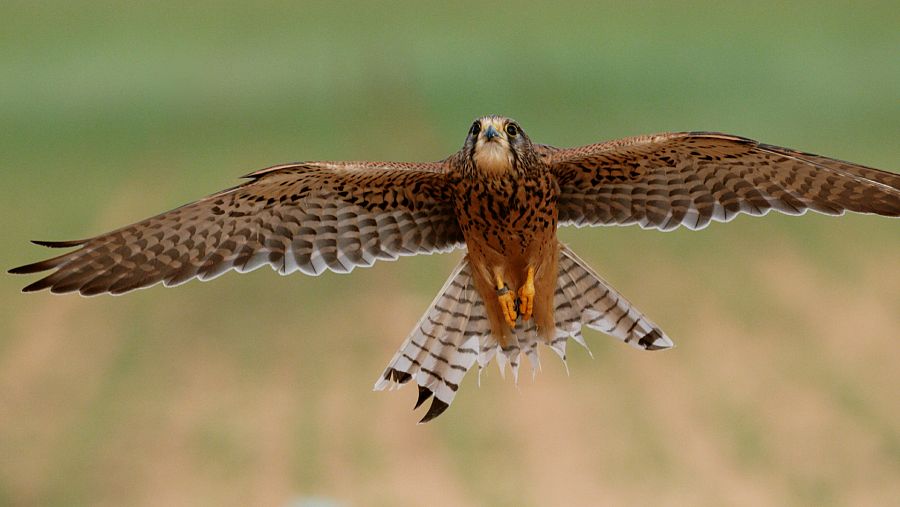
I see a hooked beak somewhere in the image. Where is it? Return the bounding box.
[484,124,500,141]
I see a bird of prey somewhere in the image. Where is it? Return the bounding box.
[10,115,900,422]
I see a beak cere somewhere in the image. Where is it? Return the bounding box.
[484,125,500,141]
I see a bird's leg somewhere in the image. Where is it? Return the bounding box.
[517,266,535,322]
[494,272,518,328]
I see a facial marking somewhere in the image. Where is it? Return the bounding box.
[473,117,514,174]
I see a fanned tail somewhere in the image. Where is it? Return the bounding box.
[374,245,673,423]
[373,258,488,423]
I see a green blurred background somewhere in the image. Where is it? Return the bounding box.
[2,1,898,505]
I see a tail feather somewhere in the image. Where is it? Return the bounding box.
[556,246,674,351]
[373,258,482,423]
[374,245,674,422]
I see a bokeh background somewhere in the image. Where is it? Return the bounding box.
[2,1,898,505]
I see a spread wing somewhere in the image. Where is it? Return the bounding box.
[540,132,900,231]
[10,160,463,295]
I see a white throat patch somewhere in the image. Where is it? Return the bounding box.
[474,139,513,174]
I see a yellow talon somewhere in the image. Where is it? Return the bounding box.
[518,266,535,322]
[495,274,518,328]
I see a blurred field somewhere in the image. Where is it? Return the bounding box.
[2,1,899,506]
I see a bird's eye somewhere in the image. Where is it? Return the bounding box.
[505,124,518,136]
[470,122,481,135]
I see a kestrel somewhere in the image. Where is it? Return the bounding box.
[10,116,900,422]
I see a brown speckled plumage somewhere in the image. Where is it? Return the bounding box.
[11,116,900,422]
[447,117,560,346]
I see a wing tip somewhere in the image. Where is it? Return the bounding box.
[10,239,86,275]
[20,277,53,293]
[31,239,88,248]
[8,264,35,275]
[9,259,58,275]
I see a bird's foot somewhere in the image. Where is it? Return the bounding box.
[518,266,535,322]
[496,285,518,328]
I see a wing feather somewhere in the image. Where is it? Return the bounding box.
[10,161,462,295]
[541,132,900,231]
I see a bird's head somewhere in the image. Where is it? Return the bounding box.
[463,115,533,176]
